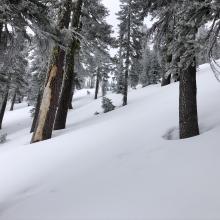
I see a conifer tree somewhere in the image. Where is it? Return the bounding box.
[141,0,204,138]
[117,0,144,105]
[54,0,114,130]
[54,0,83,130]
[31,0,72,143]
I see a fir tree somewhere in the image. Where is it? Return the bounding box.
[117,0,144,105]
[31,0,72,143]
[102,97,115,113]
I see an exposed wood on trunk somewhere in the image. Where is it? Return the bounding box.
[31,0,71,143]
[30,90,43,133]
[31,53,64,142]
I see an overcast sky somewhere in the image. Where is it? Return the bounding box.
[102,0,153,36]
[102,0,120,36]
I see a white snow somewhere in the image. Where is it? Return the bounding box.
[0,63,220,220]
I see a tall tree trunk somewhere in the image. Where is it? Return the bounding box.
[117,33,124,94]
[0,90,8,129]
[30,90,42,133]
[102,81,107,97]
[122,0,131,106]
[10,91,16,111]
[31,0,71,143]
[18,97,22,103]
[94,69,100,100]
[90,76,94,89]
[0,22,3,43]
[53,42,78,130]
[179,56,199,139]
[68,85,74,109]
[161,54,172,86]
[54,0,83,130]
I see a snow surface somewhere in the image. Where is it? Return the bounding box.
[1,63,220,220]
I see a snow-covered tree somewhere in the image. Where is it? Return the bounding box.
[54,0,114,130]
[117,0,144,105]
[31,0,72,143]
[0,29,28,127]
[140,0,210,139]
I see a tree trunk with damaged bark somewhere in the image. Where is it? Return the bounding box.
[54,0,83,130]
[31,0,71,143]
[30,90,43,133]
[53,42,79,130]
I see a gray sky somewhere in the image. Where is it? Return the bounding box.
[102,0,153,36]
[102,0,120,36]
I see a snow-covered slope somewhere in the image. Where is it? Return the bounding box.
[1,63,220,220]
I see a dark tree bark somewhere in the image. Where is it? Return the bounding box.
[68,84,75,110]
[179,56,199,139]
[161,53,172,87]
[18,97,22,103]
[31,47,66,142]
[68,88,74,110]
[31,0,71,143]
[54,0,83,130]
[0,90,8,129]
[116,33,124,94]
[30,90,42,133]
[94,69,100,100]
[122,0,131,106]
[0,22,3,43]
[161,74,171,86]
[53,42,78,130]
[10,91,16,111]
[90,76,95,89]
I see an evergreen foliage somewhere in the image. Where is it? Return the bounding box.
[0,132,7,143]
[102,97,115,113]
[0,0,220,142]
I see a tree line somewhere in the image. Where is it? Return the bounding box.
[0,0,220,143]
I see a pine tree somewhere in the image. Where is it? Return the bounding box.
[54,0,83,130]
[0,28,28,127]
[102,97,115,113]
[141,0,205,139]
[31,0,72,143]
[117,0,144,105]
[140,43,161,87]
[54,0,114,130]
